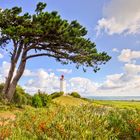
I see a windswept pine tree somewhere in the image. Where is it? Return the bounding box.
[0,2,111,101]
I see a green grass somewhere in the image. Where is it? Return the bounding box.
[1,96,140,139]
[0,103,140,139]
[94,100,140,109]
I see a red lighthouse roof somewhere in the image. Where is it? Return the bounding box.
[60,75,64,80]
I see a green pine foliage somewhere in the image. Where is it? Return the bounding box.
[0,2,111,101]
[0,2,111,74]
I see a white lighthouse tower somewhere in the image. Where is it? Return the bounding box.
[60,75,66,95]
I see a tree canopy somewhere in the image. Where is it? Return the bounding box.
[0,2,111,101]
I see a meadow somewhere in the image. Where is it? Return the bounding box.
[94,100,140,109]
[0,96,140,140]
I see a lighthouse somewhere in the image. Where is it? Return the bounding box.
[60,75,66,95]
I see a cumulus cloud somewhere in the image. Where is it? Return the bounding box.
[0,61,12,83]
[23,69,36,77]
[112,48,119,53]
[24,71,98,96]
[68,77,98,96]
[118,49,140,62]
[96,0,140,35]
[23,69,60,94]
[0,61,10,79]
[0,53,3,58]
[99,73,123,90]
[98,63,140,96]
[56,69,72,74]
[124,63,140,76]
[0,56,140,96]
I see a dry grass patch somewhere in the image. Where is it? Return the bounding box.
[53,95,88,106]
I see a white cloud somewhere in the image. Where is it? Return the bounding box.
[99,73,123,90]
[23,69,36,77]
[0,61,11,83]
[56,69,72,74]
[98,63,140,96]
[112,48,119,53]
[0,58,140,96]
[23,70,98,95]
[118,49,140,62]
[124,63,140,76]
[0,61,10,77]
[21,49,140,96]
[24,69,60,94]
[0,53,3,58]
[96,0,140,35]
[68,77,98,96]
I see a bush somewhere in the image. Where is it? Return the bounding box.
[38,93,52,107]
[50,91,64,99]
[0,83,4,93]
[32,94,42,108]
[70,92,81,98]
[24,93,32,105]
[13,92,27,105]
[0,83,4,101]
[0,84,33,106]
[12,85,28,105]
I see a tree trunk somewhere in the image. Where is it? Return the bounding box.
[2,60,16,96]
[2,41,22,96]
[6,60,26,101]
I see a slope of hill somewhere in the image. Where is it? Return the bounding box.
[53,95,88,106]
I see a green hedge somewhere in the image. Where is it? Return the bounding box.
[70,92,81,98]
[50,91,64,99]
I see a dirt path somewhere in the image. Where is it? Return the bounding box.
[0,112,16,126]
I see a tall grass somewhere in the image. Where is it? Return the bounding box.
[0,104,140,139]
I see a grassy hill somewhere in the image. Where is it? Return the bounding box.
[53,95,140,109]
[53,95,88,106]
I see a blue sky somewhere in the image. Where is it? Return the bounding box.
[0,0,140,96]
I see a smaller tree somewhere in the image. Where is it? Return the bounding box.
[38,92,52,107]
[12,85,27,105]
[32,94,42,108]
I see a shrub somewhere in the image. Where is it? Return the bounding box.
[0,83,4,101]
[24,93,32,105]
[50,91,64,99]
[38,93,52,107]
[70,92,81,98]
[32,94,42,108]
[0,83,4,93]
[13,92,25,105]
[0,84,32,105]
[12,85,27,105]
